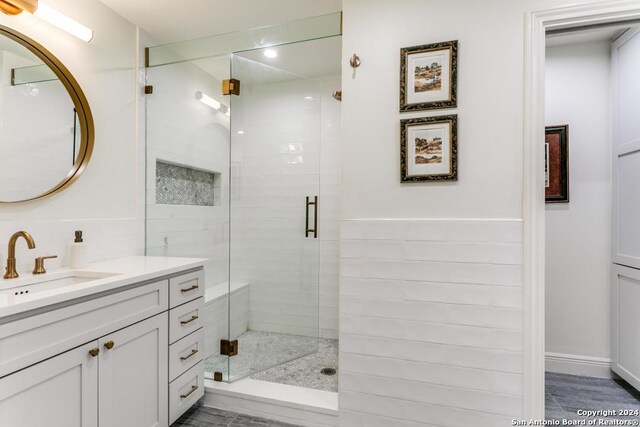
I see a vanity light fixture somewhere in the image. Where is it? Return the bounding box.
[195,91,221,110]
[263,48,278,59]
[0,0,93,42]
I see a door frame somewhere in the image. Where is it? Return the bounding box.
[523,0,640,419]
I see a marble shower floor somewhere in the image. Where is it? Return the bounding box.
[205,330,338,392]
[546,372,640,421]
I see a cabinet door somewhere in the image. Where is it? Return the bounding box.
[611,264,640,390]
[98,313,168,427]
[612,28,640,268]
[0,341,99,427]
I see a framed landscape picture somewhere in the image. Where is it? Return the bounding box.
[400,115,457,182]
[545,125,569,203]
[400,40,458,111]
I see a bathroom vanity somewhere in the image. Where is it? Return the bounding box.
[0,256,207,427]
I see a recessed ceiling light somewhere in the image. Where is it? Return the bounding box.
[304,96,314,101]
[237,130,244,135]
[264,49,278,59]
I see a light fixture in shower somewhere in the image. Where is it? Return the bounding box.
[195,91,221,110]
[304,96,314,101]
[0,0,94,42]
[263,48,278,59]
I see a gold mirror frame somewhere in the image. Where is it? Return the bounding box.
[0,24,94,204]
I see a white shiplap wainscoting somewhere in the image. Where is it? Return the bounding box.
[339,219,524,427]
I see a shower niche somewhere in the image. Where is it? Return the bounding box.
[155,161,221,207]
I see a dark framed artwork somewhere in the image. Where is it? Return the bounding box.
[545,125,569,203]
[400,40,458,111]
[400,115,457,182]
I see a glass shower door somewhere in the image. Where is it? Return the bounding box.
[226,51,321,381]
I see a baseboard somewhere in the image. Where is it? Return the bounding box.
[545,352,612,379]
[204,378,339,427]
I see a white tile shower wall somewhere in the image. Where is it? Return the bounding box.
[319,76,341,340]
[339,219,524,427]
[230,72,341,339]
[145,60,230,289]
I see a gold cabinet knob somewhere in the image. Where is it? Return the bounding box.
[104,341,115,350]
[89,348,100,357]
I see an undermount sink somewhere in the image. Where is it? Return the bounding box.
[0,270,120,304]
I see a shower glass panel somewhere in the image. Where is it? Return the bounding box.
[145,54,232,371]
[226,52,321,381]
[145,13,340,384]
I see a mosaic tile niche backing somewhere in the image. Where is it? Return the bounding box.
[156,161,217,206]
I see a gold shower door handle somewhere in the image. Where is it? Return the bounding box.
[305,196,318,238]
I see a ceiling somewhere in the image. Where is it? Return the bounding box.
[98,0,342,44]
[546,25,634,47]
[185,35,341,88]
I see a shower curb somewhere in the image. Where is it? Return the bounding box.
[203,378,338,426]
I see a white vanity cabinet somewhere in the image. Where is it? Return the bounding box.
[98,313,169,427]
[0,262,205,427]
[0,340,99,427]
[167,269,205,424]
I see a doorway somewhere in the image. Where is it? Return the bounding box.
[524,1,640,421]
[543,24,640,421]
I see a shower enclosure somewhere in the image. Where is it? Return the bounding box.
[145,14,341,383]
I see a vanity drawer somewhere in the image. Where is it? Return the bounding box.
[169,297,204,344]
[169,360,205,425]
[169,328,204,382]
[169,270,204,309]
[0,279,168,378]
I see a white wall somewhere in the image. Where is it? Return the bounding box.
[545,41,612,370]
[0,0,142,273]
[339,0,611,425]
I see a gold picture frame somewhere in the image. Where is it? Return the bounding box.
[400,40,458,111]
[401,115,458,182]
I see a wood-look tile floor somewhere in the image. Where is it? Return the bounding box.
[171,403,302,427]
[546,372,640,421]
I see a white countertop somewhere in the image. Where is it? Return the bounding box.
[0,256,207,319]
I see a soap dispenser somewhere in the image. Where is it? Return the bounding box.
[69,230,88,269]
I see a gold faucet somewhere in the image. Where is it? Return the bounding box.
[4,231,36,279]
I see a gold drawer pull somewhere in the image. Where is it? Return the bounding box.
[180,315,198,325]
[180,385,198,399]
[180,348,198,361]
[89,348,100,357]
[180,284,199,293]
[104,341,115,350]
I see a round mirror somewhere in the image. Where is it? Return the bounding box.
[0,25,93,203]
